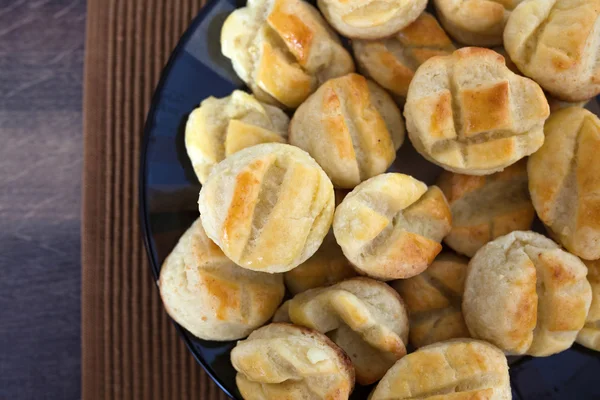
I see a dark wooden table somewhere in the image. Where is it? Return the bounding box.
[0,1,86,398]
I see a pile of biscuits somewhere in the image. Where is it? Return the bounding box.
[160,0,600,398]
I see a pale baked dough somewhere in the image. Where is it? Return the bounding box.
[495,47,593,111]
[463,231,592,356]
[185,90,288,183]
[404,47,549,175]
[547,96,590,113]
[495,46,592,111]
[392,253,471,348]
[435,0,523,46]
[231,323,354,400]
[504,0,600,102]
[577,259,600,351]
[221,0,354,109]
[284,232,356,295]
[158,219,284,341]
[370,339,511,400]
[333,173,452,280]
[286,277,409,385]
[272,300,292,323]
[437,159,535,257]
[199,143,334,273]
[317,0,427,39]
[289,73,405,189]
[528,107,600,260]
[352,12,455,103]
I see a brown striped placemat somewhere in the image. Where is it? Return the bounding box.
[82,0,227,399]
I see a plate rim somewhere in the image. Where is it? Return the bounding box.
[139,0,237,398]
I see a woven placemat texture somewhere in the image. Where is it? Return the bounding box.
[82,0,227,398]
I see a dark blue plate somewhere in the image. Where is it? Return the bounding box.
[140,0,600,398]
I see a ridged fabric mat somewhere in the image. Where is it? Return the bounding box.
[82,0,227,399]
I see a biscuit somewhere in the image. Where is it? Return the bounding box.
[404,47,549,175]
[333,173,452,280]
[463,231,592,356]
[370,339,511,400]
[199,143,335,273]
[158,219,284,341]
[284,232,356,295]
[392,253,471,348]
[493,47,592,111]
[221,0,354,109]
[231,323,354,400]
[577,259,600,351]
[547,97,590,113]
[352,12,455,103]
[272,300,292,323]
[434,0,523,46]
[528,107,600,260]
[317,0,427,39]
[286,277,409,385]
[185,90,288,183]
[289,73,405,189]
[437,159,535,257]
[504,0,600,102]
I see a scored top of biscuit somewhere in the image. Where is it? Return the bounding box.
[405,47,549,175]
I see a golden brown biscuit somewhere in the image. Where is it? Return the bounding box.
[284,232,356,295]
[577,259,600,351]
[352,12,455,103]
[463,231,592,356]
[289,73,405,189]
[317,0,427,39]
[370,339,511,400]
[437,159,535,257]
[392,253,471,348]
[404,47,549,175]
[333,173,452,280]
[221,0,354,109]
[435,0,523,46]
[199,143,335,273]
[231,323,354,400]
[286,277,409,385]
[185,90,288,183]
[528,107,600,260]
[158,219,284,341]
[504,0,600,102]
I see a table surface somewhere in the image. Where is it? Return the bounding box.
[0,1,85,398]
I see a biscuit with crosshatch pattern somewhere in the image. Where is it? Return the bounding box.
[221,0,354,109]
[434,0,523,46]
[158,218,284,341]
[199,143,335,273]
[528,107,600,260]
[333,173,451,280]
[437,159,535,257]
[392,253,471,348]
[284,277,409,385]
[370,339,511,400]
[317,0,427,39]
[463,231,592,356]
[185,90,288,183]
[289,73,405,189]
[504,0,600,102]
[404,47,549,175]
[352,12,455,103]
[231,323,354,400]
